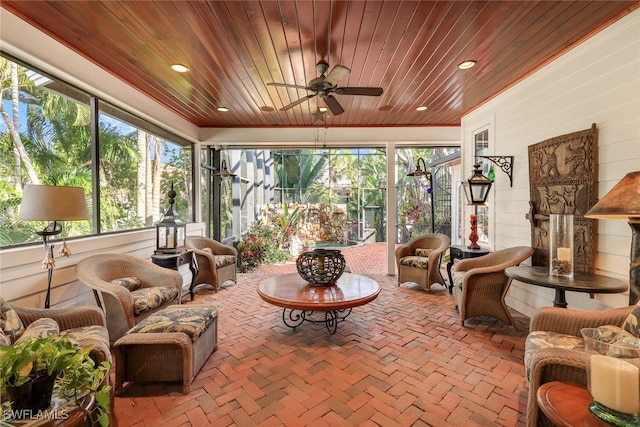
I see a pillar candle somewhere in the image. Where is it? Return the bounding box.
[557,247,571,262]
[590,354,640,414]
[167,234,175,247]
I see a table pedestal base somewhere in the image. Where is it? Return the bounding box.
[282,308,352,334]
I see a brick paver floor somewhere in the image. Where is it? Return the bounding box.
[113,243,529,426]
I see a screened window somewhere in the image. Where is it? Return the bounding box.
[0,54,192,247]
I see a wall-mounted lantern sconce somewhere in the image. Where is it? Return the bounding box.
[407,157,430,178]
[406,157,436,232]
[463,163,493,205]
[213,160,237,178]
[477,155,514,187]
[462,163,493,249]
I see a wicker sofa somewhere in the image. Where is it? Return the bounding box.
[76,253,183,343]
[524,303,640,426]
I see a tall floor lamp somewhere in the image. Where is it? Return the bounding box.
[18,184,88,308]
[585,171,640,305]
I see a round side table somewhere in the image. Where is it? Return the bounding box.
[537,381,611,427]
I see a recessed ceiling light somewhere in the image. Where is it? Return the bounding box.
[378,105,392,111]
[458,60,477,70]
[217,107,229,112]
[416,106,428,111]
[260,106,275,112]
[171,64,189,73]
[319,107,328,112]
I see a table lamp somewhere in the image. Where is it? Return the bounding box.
[18,184,88,308]
[585,171,640,305]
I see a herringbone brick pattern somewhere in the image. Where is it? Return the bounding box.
[113,243,529,426]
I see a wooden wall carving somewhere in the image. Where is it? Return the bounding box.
[526,124,598,273]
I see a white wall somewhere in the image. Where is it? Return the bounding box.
[461,8,640,317]
[0,224,206,308]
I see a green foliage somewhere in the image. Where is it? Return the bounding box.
[0,335,111,426]
[236,219,294,272]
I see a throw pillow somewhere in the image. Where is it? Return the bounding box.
[111,276,142,292]
[622,300,640,337]
[414,248,433,257]
[0,297,25,342]
[13,317,60,346]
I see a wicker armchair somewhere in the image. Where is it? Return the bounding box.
[525,305,639,426]
[10,303,111,365]
[76,253,182,343]
[5,302,116,425]
[186,236,237,292]
[395,233,450,292]
[451,246,533,327]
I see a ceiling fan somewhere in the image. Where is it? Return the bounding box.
[267,61,383,115]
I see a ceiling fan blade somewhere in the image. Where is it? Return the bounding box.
[324,95,344,115]
[267,82,311,91]
[280,94,317,111]
[335,87,384,96]
[324,65,351,87]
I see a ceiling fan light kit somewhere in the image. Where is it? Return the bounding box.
[268,61,384,116]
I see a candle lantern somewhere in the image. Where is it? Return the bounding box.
[549,214,573,277]
[581,327,640,426]
[155,183,186,254]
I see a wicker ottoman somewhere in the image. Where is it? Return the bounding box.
[113,305,218,394]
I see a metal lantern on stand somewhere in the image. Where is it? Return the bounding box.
[155,183,186,254]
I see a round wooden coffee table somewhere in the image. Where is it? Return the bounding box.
[258,273,380,334]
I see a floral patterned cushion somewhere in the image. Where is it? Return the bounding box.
[622,300,640,337]
[61,325,112,363]
[399,256,429,269]
[0,331,10,346]
[524,331,584,381]
[111,276,142,292]
[126,306,219,342]
[452,271,465,294]
[131,287,179,316]
[13,317,60,346]
[0,297,25,342]
[215,255,236,268]
[414,248,433,257]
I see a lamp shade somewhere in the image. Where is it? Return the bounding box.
[585,172,640,219]
[19,185,88,221]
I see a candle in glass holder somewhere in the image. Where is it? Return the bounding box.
[557,247,571,262]
[590,354,640,414]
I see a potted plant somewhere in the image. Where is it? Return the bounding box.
[0,335,111,426]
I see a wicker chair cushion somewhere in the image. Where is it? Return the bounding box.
[0,331,9,346]
[13,317,59,346]
[215,255,236,268]
[61,325,112,363]
[451,271,465,294]
[111,276,142,292]
[524,331,584,381]
[622,300,640,337]
[414,248,433,257]
[398,256,429,269]
[126,306,219,342]
[0,298,25,342]
[131,287,179,316]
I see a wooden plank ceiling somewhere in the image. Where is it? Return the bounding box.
[3,1,639,128]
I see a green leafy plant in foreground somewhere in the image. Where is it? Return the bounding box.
[0,335,111,427]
